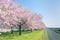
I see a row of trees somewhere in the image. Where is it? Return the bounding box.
[0,0,45,35]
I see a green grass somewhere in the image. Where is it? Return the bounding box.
[0,29,48,40]
[54,30,60,34]
[43,28,48,40]
[50,28,60,34]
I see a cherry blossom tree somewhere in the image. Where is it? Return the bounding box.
[0,0,45,33]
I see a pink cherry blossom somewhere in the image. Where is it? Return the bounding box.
[0,0,45,30]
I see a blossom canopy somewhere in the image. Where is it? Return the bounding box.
[0,0,45,29]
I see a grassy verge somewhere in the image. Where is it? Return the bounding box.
[54,30,60,34]
[0,29,48,40]
[43,28,48,40]
[50,28,60,34]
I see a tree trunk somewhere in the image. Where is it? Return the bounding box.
[31,29,32,32]
[19,25,21,35]
[11,27,13,34]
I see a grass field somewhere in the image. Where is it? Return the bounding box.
[0,29,48,40]
[51,28,60,34]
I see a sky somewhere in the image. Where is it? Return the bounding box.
[15,0,60,28]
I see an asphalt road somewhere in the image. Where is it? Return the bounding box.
[47,28,60,40]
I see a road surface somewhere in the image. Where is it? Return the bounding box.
[47,28,60,40]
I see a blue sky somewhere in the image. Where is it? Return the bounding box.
[15,0,60,28]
